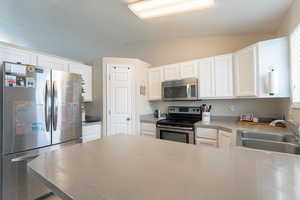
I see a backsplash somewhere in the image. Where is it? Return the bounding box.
[150,98,290,119]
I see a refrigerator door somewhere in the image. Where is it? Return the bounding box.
[2,62,51,154]
[51,70,82,144]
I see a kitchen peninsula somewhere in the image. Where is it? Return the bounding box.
[29,135,300,200]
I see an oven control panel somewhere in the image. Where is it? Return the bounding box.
[168,106,201,115]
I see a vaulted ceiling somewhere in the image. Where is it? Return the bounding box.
[0,0,293,62]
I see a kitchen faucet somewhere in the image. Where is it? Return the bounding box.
[269,120,288,127]
[270,120,300,136]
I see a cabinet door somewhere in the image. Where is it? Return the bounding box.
[219,131,232,149]
[257,38,290,98]
[37,55,69,72]
[148,67,164,100]
[82,124,101,143]
[164,64,180,81]
[234,46,257,97]
[214,54,233,97]
[69,63,93,102]
[198,57,215,98]
[0,45,36,65]
[180,61,198,79]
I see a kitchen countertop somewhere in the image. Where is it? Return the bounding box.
[140,115,292,135]
[140,116,162,123]
[29,135,300,200]
[195,119,292,135]
[82,121,102,126]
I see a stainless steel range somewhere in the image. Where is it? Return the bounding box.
[156,106,202,144]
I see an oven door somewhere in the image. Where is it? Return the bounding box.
[156,125,195,144]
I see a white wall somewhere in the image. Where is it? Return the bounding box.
[150,99,289,119]
[277,0,300,124]
[114,33,276,66]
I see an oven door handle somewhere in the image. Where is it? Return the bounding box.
[157,125,193,131]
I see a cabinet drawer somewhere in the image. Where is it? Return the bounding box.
[196,128,218,139]
[142,131,156,138]
[83,124,101,136]
[196,138,218,147]
[141,122,156,132]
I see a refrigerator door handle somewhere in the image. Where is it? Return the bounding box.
[45,81,51,132]
[53,81,58,131]
[11,153,40,163]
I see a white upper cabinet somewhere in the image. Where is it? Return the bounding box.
[148,67,164,100]
[198,55,234,99]
[163,64,180,81]
[0,45,36,65]
[198,57,215,98]
[214,54,233,97]
[180,60,198,79]
[69,63,93,102]
[256,37,289,98]
[37,54,69,72]
[234,37,289,98]
[234,45,258,97]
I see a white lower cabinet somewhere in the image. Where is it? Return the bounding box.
[195,127,232,149]
[195,128,218,147]
[196,138,218,147]
[141,122,156,138]
[82,123,102,143]
[218,130,233,149]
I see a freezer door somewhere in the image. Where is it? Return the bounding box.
[2,140,81,200]
[2,62,51,154]
[51,70,82,144]
[2,152,51,200]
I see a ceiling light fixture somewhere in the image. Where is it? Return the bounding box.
[128,0,215,19]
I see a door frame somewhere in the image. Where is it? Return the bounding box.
[106,64,136,136]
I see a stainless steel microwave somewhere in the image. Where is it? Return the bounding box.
[162,78,198,101]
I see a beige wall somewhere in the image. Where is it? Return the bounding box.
[276,0,300,125]
[116,33,276,66]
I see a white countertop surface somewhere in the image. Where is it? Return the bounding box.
[29,135,300,200]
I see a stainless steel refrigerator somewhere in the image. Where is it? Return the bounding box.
[0,62,82,200]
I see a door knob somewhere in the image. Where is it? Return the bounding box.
[126,117,131,121]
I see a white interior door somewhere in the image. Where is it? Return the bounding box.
[107,65,134,136]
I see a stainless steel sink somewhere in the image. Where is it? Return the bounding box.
[237,130,300,155]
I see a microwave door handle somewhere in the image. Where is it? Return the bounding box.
[187,84,191,98]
